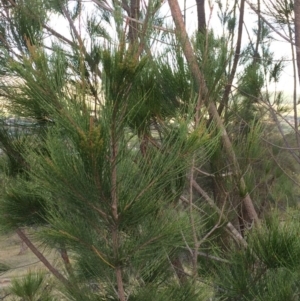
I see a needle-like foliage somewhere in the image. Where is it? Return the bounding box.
[0,35,218,299]
[0,1,299,300]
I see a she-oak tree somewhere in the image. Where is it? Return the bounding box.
[0,0,300,300]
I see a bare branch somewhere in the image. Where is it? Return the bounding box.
[91,0,174,33]
[219,0,246,115]
[191,180,247,247]
[245,0,296,46]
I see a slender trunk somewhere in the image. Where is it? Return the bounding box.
[134,0,154,61]
[293,0,300,155]
[189,160,199,277]
[183,0,186,27]
[218,0,245,116]
[128,0,140,45]
[112,229,126,301]
[294,0,300,86]
[111,107,126,301]
[246,0,294,45]
[254,0,261,63]
[196,0,206,33]
[168,0,259,224]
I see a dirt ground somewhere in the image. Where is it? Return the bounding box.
[0,231,59,298]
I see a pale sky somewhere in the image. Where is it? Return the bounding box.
[47,0,296,97]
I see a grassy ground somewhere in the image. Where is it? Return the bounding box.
[0,231,59,299]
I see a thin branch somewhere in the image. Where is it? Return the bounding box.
[134,0,153,60]
[110,102,126,301]
[92,0,174,33]
[230,83,300,165]
[266,97,300,165]
[254,0,261,63]
[266,147,300,188]
[198,201,225,247]
[285,2,300,156]
[194,167,235,177]
[191,180,248,247]
[189,161,199,277]
[245,0,296,46]
[58,230,115,268]
[180,195,206,214]
[42,24,75,46]
[197,251,229,263]
[16,228,70,287]
[61,5,102,79]
[261,138,300,151]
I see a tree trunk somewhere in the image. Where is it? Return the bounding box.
[218,0,245,116]
[128,0,140,45]
[196,0,206,33]
[295,0,300,86]
[168,0,259,225]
